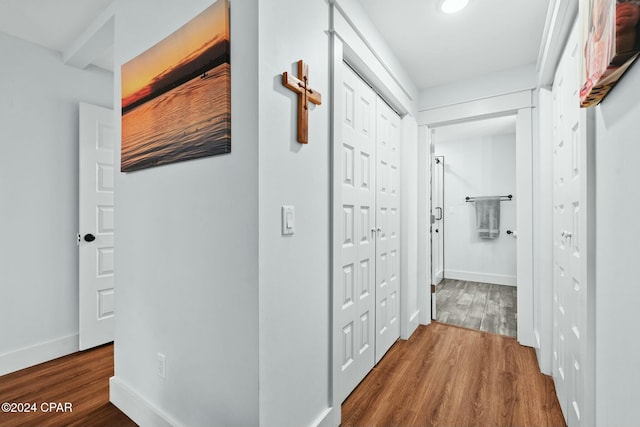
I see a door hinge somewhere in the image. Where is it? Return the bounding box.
[431,284,436,294]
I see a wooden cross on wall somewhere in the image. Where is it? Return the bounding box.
[282,60,322,144]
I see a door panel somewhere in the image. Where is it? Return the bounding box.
[375,98,401,364]
[552,22,590,427]
[79,103,115,350]
[337,65,377,402]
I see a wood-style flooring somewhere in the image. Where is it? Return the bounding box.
[342,322,566,427]
[2,324,562,427]
[436,278,517,337]
[0,344,136,427]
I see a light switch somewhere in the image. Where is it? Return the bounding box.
[282,205,295,235]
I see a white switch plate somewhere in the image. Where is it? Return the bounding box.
[282,205,295,235]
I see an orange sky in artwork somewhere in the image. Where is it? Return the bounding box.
[121,0,228,105]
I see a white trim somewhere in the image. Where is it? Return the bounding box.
[62,2,115,69]
[331,9,412,116]
[536,0,578,87]
[418,90,533,126]
[0,334,79,376]
[400,114,419,340]
[110,376,183,427]
[330,33,344,427]
[417,125,432,325]
[330,0,417,110]
[310,407,333,427]
[444,270,517,287]
[434,270,444,284]
[535,88,554,375]
[417,91,536,348]
[409,310,420,328]
[515,107,535,347]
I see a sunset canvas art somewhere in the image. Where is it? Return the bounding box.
[121,0,230,172]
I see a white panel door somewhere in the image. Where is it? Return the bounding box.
[552,21,591,427]
[374,97,401,364]
[79,103,115,351]
[337,65,377,402]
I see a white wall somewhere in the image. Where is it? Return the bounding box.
[401,115,420,337]
[434,133,517,286]
[593,62,640,427]
[257,1,332,426]
[534,88,553,375]
[0,32,113,375]
[111,1,259,426]
[419,63,537,111]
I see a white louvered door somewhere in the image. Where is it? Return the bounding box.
[337,64,401,402]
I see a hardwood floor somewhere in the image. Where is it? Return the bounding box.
[2,325,563,427]
[342,322,565,427]
[436,278,517,337]
[0,344,136,427]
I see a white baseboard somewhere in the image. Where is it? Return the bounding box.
[434,270,444,284]
[0,334,78,376]
[409,310,420,335]
[402,310,420,340]
[444,270,517,287]
[110,376,183,427]
[311,407,333,427]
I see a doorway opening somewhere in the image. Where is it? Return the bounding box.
[430,115,518,337]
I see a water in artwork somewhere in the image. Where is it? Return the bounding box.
[121,63,230,172]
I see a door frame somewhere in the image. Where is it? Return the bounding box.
[329,4,418,425]
[417,91,536,347]
[430,154,444,320]
[430,154,445,286]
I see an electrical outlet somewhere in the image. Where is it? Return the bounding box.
[157,353,166,379]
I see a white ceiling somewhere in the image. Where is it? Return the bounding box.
[359,0,550,89]
[0,0,550,88]
[0,0,114,70]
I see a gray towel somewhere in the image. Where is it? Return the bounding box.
[474,196,500,239]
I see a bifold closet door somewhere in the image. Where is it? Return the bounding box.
[337,64,377,403]
[551,20,591,427]
[374,97,401,364]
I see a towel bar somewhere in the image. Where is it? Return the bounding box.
[465,194,512,203]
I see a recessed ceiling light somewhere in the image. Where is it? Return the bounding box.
[440,0,469,14]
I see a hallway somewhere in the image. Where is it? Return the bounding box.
[342,322,565,427]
